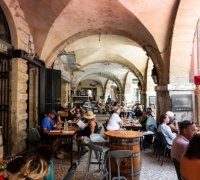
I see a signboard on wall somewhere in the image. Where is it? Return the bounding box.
[149,96,156,107]
[172,94,193,112]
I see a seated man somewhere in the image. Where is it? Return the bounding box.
[42,109,57,134]
[166,111,179,133]
[106,107,124,131]
[171,120,197,180]
[41,109,62,149]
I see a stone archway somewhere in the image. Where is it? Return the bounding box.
[0,1,36,154]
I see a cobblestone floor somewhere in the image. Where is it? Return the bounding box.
[54,114,177,180]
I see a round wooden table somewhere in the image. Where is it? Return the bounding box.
[105,130,144,180]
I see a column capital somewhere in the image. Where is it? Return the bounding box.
[155,85,168,92]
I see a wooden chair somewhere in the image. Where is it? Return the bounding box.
[27,128,41,145]
[157,131,172,166]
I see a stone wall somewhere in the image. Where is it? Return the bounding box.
[2,0,32,154]
[10,59,28,154]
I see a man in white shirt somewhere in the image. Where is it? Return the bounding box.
[106,107,123,131]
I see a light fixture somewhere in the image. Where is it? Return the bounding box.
[151,65,158,84]
[138,81,142,90]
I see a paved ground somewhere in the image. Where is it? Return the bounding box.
[54,114,177,180]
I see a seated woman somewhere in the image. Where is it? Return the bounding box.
[6,156,25,180]
[146,111,157,133]
[76,111,98,141]
[17,153,49,180]
[70,106,85,121]
[142,110,157,148]
[36,145,54,180]
[180,134,200,180]
[158,114,176,149]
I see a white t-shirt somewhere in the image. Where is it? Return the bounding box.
[106,113,122,131]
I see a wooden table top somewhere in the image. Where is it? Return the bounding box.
[105,130,144,139]
[48,127,78,136]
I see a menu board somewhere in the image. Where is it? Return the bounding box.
[172,94,193,112]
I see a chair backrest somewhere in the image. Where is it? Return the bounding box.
[109,150,134,161]
[95,126,102,134]
[27,128,41,145]
[63,162,77,180]
[157,131,169,147]
[103,123,107,132]
[108,150,134,180]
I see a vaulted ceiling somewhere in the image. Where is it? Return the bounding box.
[15,0,179,87]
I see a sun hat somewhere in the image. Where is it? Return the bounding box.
[84,111,95,119]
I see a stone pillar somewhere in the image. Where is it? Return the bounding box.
[155,85,170,119]
[10,59,28,154]
[140,90,147,108]
[61,81,69,107]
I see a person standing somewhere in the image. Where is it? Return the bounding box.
[106,95,112,104]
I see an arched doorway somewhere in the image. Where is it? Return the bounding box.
[0,6,12,155]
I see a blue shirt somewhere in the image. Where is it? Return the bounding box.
[44,160,54,180]
[42,117,55,131]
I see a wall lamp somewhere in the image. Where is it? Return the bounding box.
[151,65,158,84]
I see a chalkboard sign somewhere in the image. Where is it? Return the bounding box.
[172,94,193,112]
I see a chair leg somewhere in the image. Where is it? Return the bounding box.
[161,147,166,166]
[109,157,112,180]
[77,143,81,164]
[85,149,92,180]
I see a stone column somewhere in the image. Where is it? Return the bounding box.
[140,90,147,109]
[10,59,28,154]
[155,85,170,119]
[61,81,69,107]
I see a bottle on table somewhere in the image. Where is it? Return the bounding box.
[64,120,68,131]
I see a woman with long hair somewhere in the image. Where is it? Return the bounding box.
[157,114,176,148]
[180,134,200,180]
